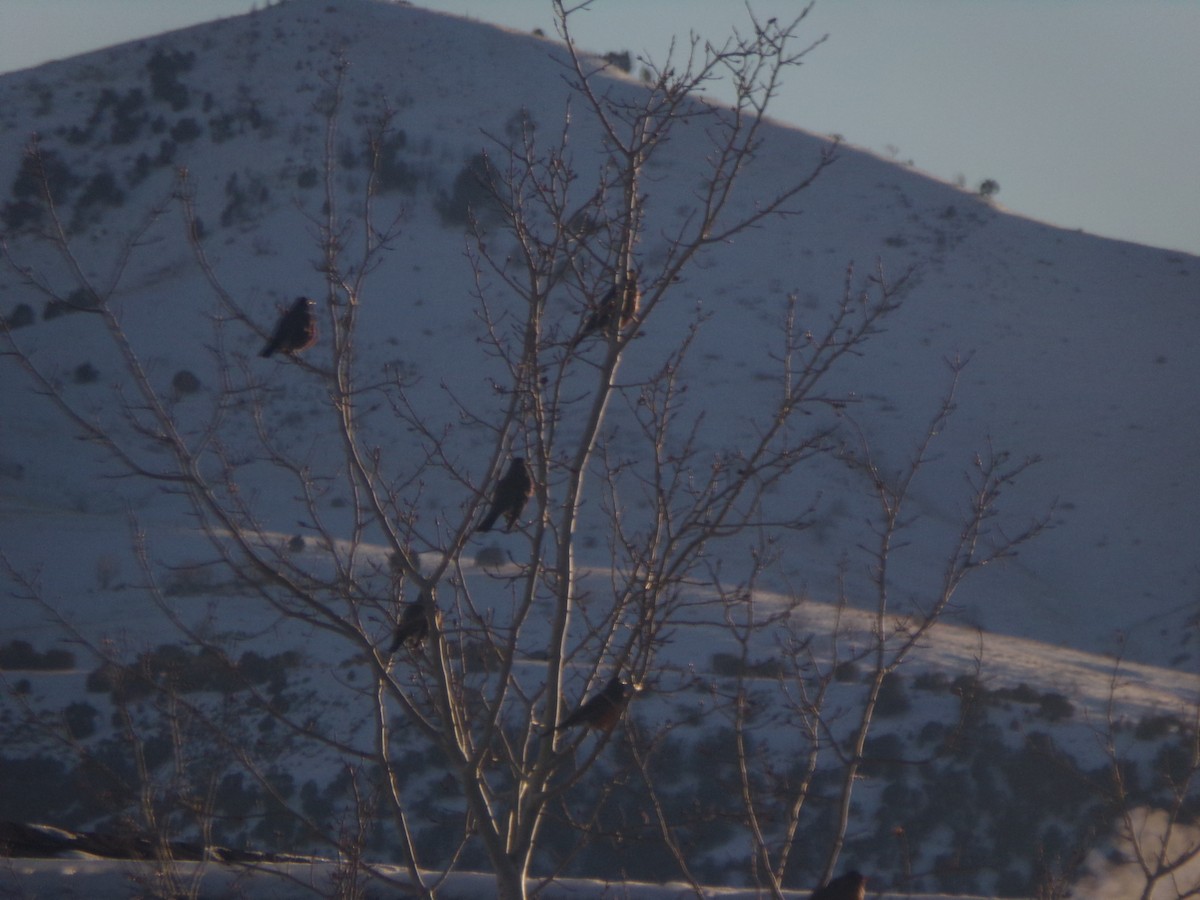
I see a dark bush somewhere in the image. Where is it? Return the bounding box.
[107,88,148,144]
[1,199,42,231]
[220,172,270,227]
[373,130,418,194]
[76,170,124,211]
[602,50,632,73]
[170,117,202,142]
[88,644,301,701]
[65,123,95,146]
[171,369,201,394]
[914,670,951,692]
[128,153,154,186]
[10,146,75,203]
[44,288,99,321]
[1134,714,1183,741]
[146,47,195,111]
[993,682,1041,706]
[0,639,75,671]
[4,303,35,330]
[435,151,502,228]
[63,702,99,739]
[833,660,860,682]
[238,649,301,694]
[862,732,906,779]
[3,145,77,230]
[876,672,911,717]
[710,652,784,679]
[916,719,948,747]
[214,772,257,820]
[0,757,74,821]
[43,301,72,321]
[86,661,125,694]
[155,139,177,165]
[208,99,269,144]
[1036,691,1074,722]
[74,362,100,384]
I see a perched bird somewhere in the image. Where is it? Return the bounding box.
[260,296,317,357]
[551,675,635,734]
[570,271,640,349]
[810,870,866,900]
[476,457,533,533]
[388,598,431,653]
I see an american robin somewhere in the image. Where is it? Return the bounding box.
[388,598,430,653]
[260,296,317,357]
[810,870,866,900]
[570,271,639,348]
[476,457,533,533]
[551,675,634,733]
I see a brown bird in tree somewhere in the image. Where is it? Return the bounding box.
[260,296,317,357]
[570,271,639,349]
[476,456,533,533]
[810,870,866,900]
[550,675,635,734]
[388,598,431,653]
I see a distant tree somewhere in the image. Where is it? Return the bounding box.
[1071,644,1200,899]
[602,50,632,73]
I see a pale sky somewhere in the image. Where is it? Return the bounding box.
[2,0,1197,255]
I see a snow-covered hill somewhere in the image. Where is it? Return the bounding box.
[2,0,1195,666]
[0,1,1197,896]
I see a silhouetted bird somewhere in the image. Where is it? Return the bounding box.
[570,272,639,349]
[476,457,533,533]
[388,599,431,653]
[551,676,635,734]
[810,870,866,900]
[260,296,317,357]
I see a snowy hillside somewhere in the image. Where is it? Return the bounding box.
[0,0,1194,665]
[0,1,1197,897]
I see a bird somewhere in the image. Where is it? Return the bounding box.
[476,457,533,533]
[570,271,639,349]
[550,675,635,734]
[260,296,317,357]
[809,870,866,900]
[388,598,431,653]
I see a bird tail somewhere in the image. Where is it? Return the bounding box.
[476,511,499,533]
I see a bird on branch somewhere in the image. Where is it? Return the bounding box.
[569,270,640,349]
[260,296,317,357]
[809,870,866,900]
[476,457,533,533]
[388,597,433,653]
[548,675,637,734]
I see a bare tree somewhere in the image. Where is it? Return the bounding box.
[0,4,1046,898]
[1080,645,1200,899]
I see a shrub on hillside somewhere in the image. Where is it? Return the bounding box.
[0,639,75,671]
[146,47,195,111]
[3,145,78,231]
[435,151,502,228]
[73,362,100,384]
[3,303,35,330]
[171,369,201,395]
